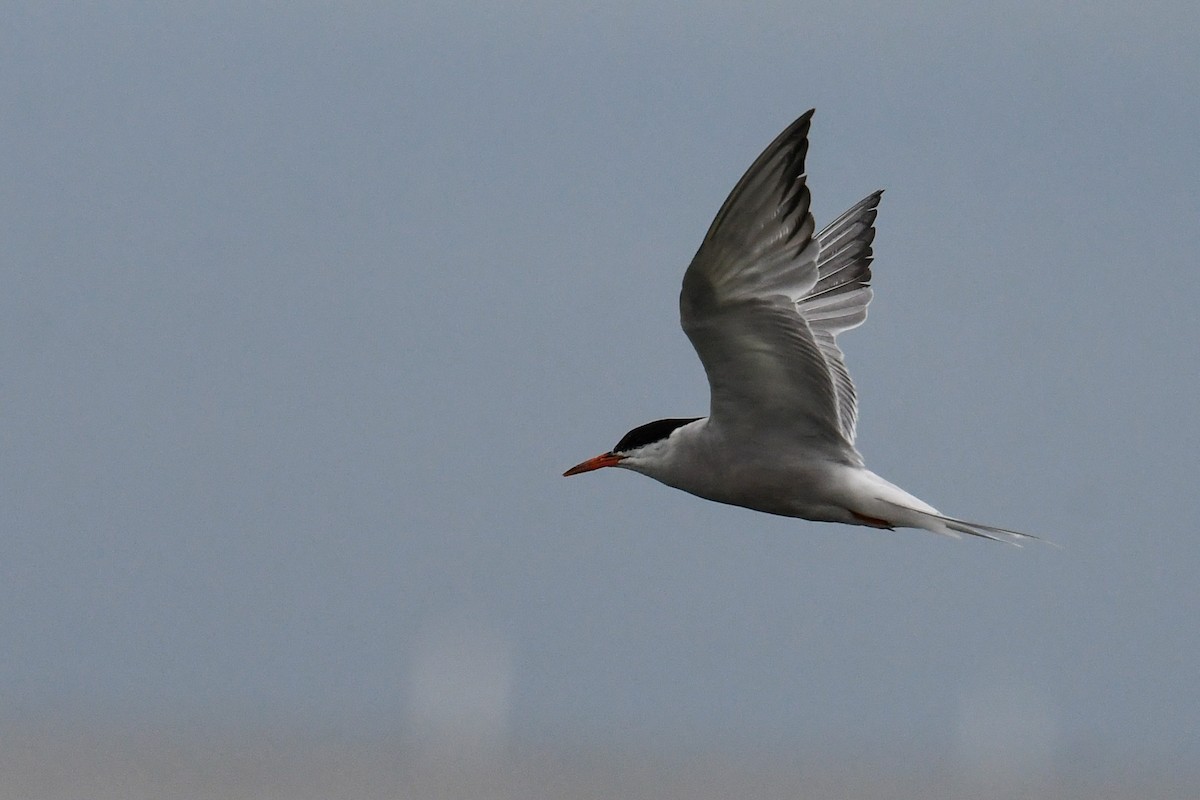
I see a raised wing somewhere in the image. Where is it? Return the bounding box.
[680,111,880,450]
[803,190,882,442]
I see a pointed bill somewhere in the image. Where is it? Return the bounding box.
[562,452,623,477]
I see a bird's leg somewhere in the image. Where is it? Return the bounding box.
[851,511,894,530]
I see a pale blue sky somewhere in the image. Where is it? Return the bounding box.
[3,2,1198,795]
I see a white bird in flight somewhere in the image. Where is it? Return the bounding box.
[564,110,1036,543]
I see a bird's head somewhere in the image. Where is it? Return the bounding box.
[563,417,702,477]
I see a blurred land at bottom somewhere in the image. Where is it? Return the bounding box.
[0,721,1194,800]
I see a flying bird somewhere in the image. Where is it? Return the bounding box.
[564,110,1035,543]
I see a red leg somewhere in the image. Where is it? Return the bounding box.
[852,511,894,530]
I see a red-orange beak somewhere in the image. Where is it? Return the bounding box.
[562,452,624,477]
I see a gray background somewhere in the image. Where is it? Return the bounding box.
[3,2,1198,797]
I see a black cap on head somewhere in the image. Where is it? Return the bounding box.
[613,418,701,454]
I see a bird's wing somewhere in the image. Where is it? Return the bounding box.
[801,190,882,442]
[680,110,879,451]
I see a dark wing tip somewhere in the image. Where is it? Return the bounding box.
[697,110,818,260]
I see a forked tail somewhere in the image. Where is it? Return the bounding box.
[875,499,1043,546]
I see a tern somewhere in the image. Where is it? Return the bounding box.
[564,110,1035,543]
